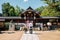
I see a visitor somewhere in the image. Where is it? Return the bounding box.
[24,24,27,34]
[40,23,43,31]
[29,21,33,34]
[26,20,29,30]
[47,22,52,30]
[24,20,29,34]
[43,24,46,31]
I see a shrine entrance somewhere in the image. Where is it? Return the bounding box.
[20,7,40,31]
[21,7,40,27]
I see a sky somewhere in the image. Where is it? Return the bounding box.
[0,0,47,13]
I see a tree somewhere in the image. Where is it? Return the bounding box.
[9,6,15,16]
[41,0,60,16]
[40,7,49,16]
[35,6,44,12]
[2,3,10,16]
[15,6,24,16]
[15,6,20,16]
[2,3,22,16]
[15,6,21,16]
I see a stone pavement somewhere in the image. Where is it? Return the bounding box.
[20,31,39,40]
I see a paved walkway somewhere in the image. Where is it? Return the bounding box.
[20,31,39,40]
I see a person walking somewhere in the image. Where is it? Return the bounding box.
[24,20,29,34]
[47,22,52,30]
[29,21,33,34]
[24,24,28,34]
[40,23,43,31]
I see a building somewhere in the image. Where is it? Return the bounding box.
[0,7,60,31]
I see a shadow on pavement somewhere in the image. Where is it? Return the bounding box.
[0,31,15,34]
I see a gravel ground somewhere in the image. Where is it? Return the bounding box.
[0,31,60,40]
[36,31,60,40]
[0,31,23,40]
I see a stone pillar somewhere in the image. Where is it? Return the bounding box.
[9,23,15,31]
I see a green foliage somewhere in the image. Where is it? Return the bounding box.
[2,2,22,16]
[35,6,44,12]
[15,6,21,16]
[9,6,15,16]
[2,2,16,16]
[2,2,10,16]
[40,8,49,16]
[2,1,60,17]
[39,0,60,16]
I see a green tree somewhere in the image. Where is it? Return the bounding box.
[2,3,21,16]
[9,6,15,16]
[15,6,20,16]
[15,6,24,16]
[40,7,49,16]
[41,0,60,16]
[2,3,10,16]
[35,6,44,12]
